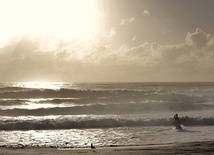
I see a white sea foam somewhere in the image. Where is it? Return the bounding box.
[0,126,213,148]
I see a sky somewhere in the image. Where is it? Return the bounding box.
[0,0,214,82]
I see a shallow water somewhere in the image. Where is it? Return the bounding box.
[0,126,213,148]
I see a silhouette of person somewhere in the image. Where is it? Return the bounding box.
[91,143,96,152]
[174,113,181,127]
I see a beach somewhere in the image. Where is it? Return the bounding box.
[0,141,214,155]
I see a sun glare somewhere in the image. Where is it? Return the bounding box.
[13,82,65,89]
[0,0,100,42]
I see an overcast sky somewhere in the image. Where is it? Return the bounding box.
[0,0,214,82]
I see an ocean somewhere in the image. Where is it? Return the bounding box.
[0,82,213,148]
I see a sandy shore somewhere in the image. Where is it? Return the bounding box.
[0,141,214,155]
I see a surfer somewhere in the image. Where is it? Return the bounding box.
[174,113,181,128]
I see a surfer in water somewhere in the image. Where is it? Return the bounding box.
[174,113,181,128]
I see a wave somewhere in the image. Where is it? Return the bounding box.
[0,101,214,116]
[0,115,213,130]
[1,87,214,105]
[1,84,214,97]
[0,98,79,107]
[1,93,214,111]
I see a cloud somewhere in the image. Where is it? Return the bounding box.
[186,28,211,49]
[120,17,135,25]
[102,28,214,81]
[108,28,117,38]
[132,36,136,41]
[143,10,150,16]
[0,28,214,82]
[0,38,58,81]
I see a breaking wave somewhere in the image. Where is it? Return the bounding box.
[0,115,213,130]
[1,85,214,107]
[1,101,214,116]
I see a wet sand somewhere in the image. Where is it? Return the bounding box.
[0,141,214,155]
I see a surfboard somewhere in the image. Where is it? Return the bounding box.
[172,117,187,131]
[172,117,187,126]
[173,125,183,130]
[173,125,186,132]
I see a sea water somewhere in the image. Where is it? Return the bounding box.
[0,82,213,148]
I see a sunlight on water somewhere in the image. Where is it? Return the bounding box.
[0,98,74,110]
[24,99,67,110]
[12,82,66,90]
[1,126,213,148]
[22,102,64,110]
